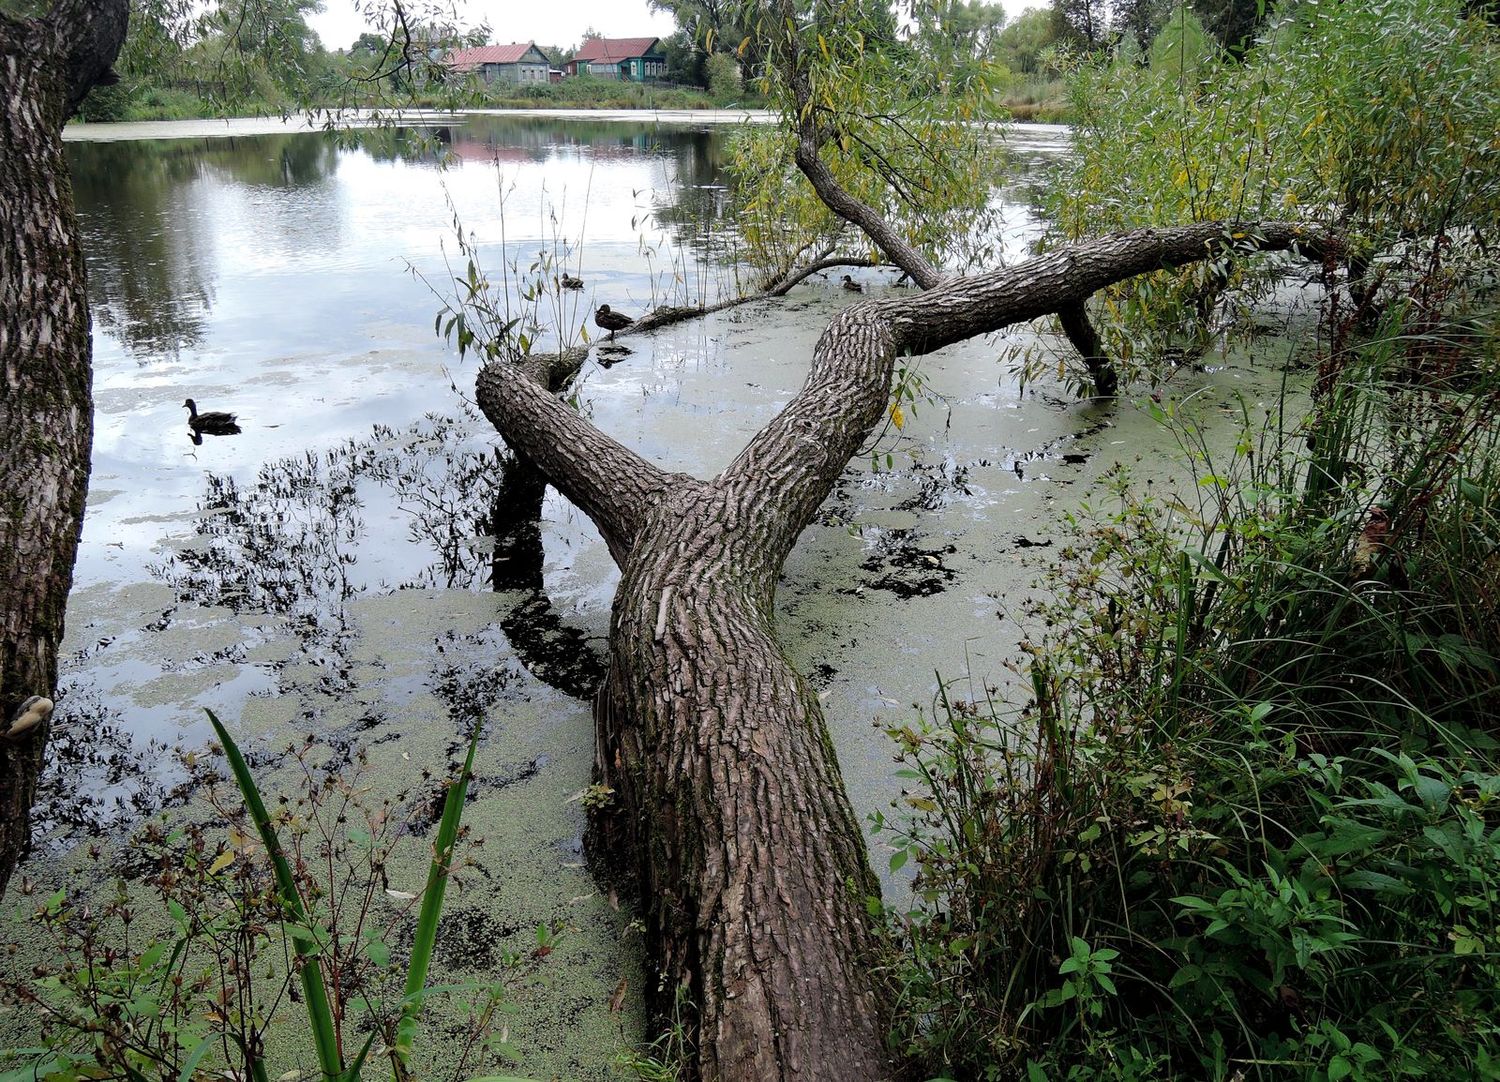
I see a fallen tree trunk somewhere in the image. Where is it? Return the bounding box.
[475,220,1332,1078]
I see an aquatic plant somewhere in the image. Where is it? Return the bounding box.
[0,714,549,1081]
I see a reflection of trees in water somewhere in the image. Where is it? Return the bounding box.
[152,415,604,698]
[151,441,363,690]
[356,416,503,591]
[70,139,216,361]
[32,686,178,848]
[202,133,340,189]
[68,131,342,363]
[650,129,739,261]
[352,117,737,261]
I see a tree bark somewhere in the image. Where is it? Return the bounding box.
[1058,300,1117,397]
[0,0,128,898]
[476,220,1332,1078]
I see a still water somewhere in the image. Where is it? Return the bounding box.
[24,112,1265,1074]
[54,112,1076,821]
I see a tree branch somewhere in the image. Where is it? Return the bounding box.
[1057,301,1116,397]
[474,359,687,564]
[721,221,1335,566]
[792,134,943,290]
[880,222,1336,357]
[768,0,943,290]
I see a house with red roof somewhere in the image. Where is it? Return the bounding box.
[564,36,668,82]
[445,42,551,85]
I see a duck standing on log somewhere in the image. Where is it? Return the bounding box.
[595,304,635,341]
[184,398,241,436]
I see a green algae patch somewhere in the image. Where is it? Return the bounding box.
[4,585,644,1079]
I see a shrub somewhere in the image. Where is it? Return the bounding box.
[704,52,742,106]
[1033,0,1500,393]
[878,313,1500,1079]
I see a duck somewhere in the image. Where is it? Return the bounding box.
[841,275,864,293]
[560,273,584,291]
[184,398,241,435]
[594,304,635,340]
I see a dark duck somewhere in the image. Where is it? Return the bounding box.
[594,304,635,340]
[841,274,864,293]
[560,273,584,291]
[183,398,241,435]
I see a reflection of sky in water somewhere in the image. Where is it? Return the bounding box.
[54,117,1118,861]
[68,117,751,591]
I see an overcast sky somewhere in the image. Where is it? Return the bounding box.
[308,0,1041,55]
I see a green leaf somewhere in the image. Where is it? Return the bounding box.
[396,720,486,1065]
[366,937,391,968]
[1339,869,1411,895]
[206,709,342,1081]
[177,1036,215,1082]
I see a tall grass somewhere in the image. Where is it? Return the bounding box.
[878,309,1500,1080]
[2,715,505,1081]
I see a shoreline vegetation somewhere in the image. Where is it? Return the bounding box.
[10,0,1493,1077]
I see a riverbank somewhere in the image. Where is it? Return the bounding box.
[64,99,1065,142]
[61,107,778,142]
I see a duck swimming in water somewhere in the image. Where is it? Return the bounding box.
[561,273,584,291]
[184,398,241,435]
[841,275,864,293]
[594,304,635,340]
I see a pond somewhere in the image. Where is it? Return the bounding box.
[8,112,1301,1076]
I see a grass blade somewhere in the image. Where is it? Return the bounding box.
[395,720,485,1064]
[205,709,343,1080]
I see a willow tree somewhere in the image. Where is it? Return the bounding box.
[2,0,1331,1075]
[464,2,1332,1077]
[0,0,128,898]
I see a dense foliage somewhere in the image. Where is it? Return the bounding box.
[882,309,1500,1078]
[880,2,1500,1078]
[1038,0,1500,392]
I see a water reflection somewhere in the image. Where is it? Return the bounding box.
[150,415,605,698]
[67,118,737,367]
[70,132,343,362]
[70,139,216,360]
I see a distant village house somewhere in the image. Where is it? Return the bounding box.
[445,42,550,85]
[564,37,668,81]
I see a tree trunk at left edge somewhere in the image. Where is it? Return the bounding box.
[0,0,128,898]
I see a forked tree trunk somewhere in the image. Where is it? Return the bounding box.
[0,0,128,898]
[477,222,1333,1078]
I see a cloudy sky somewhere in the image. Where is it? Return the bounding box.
[308,0,1040,55]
